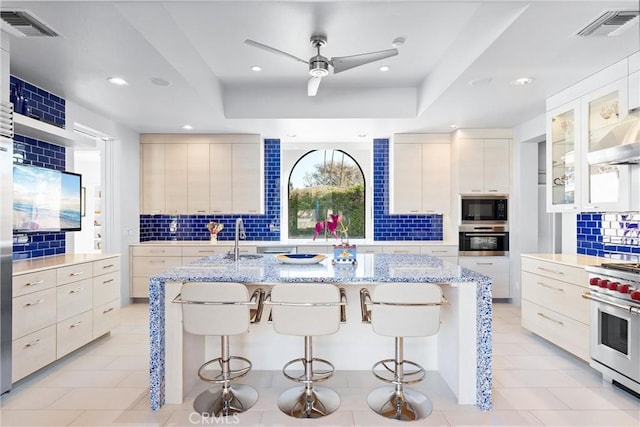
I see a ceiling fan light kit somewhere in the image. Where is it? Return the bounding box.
[245,33,398,96]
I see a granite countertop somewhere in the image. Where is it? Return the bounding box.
[152,253,480,285]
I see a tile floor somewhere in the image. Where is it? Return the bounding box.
[1,302,639,426]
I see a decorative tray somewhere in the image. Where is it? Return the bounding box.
[276,254,327,265]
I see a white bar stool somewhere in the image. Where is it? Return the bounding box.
[173,282,264,417]
[267,283,346,418]
[360,283,446,421]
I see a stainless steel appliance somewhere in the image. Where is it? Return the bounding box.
[0,101,14,394]
[583,263,640,396]
[458,224,509,256]
[460,195,507,224]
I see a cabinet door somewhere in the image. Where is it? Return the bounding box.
[581,78,631,212]
[232,143,262,214]
[457,139,485,193]
[629,70,640,110]
[392,143,423,213]
[164,144,188,214]
[546,100,582,213]
[141,144,165,214]
[422,143,451,213]
[210,143,233,213]
[459,256,510,298]
[187,144,210,214]
[482,139,509,193]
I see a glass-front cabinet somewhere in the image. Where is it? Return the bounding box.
[581,78,630,212]
[547,100,581,212]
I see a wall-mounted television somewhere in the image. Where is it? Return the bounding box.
[13,164,82,233]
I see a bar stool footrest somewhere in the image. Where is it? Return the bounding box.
[371,358,425,385]
[197,356,252,384]
[282,357,335,384]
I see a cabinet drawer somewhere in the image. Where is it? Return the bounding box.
[57,262,93,286]
[132,256,182,277]
[383,246,421,254]
[93,272,120,307]
[93,300,120,338]
[131,277,151,298]
[522,271,590,324]
[521,300,589,361]
[13,269,56,297]
[12,325,56,382]
[358,246,383,254]
[421,246,458,257]
[182,246,233,257]
[57,311,93,358]
[131,245,182,257]
[13,288,56,338]
[93,257,120,276]
[521,257,587,287]
[57,279,93,322]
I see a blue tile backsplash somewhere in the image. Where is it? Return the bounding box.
[577,212,640,260]
[10,76,66,128]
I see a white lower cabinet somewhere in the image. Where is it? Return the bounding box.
[520,255,590,361]
[458,257,510,299]
[12,254,121,382]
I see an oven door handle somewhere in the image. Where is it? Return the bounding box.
[464,233,507,237]
[581,292,640,315]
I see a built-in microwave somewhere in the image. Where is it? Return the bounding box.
[461,195,508,224]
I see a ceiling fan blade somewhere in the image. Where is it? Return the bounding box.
[330,48,398,74]
[244,39,308,64]
[307,76,322,96]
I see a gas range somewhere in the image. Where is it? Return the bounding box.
[585,263,640,309]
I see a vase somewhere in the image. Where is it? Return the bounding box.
[210,234,217,244]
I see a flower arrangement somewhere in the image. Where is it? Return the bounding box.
[206,221,224,237]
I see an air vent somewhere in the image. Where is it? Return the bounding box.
[0,10,58,37]
[576,10,639,37]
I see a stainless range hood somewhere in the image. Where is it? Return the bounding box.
[587,109,640,165]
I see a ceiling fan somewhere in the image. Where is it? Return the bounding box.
[244,34,398,96]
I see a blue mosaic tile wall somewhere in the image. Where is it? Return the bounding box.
[372,138,443,240]
[12,135,67,260]
[140,139,281,241]
[10,76,66,128]
[577,212,640,260]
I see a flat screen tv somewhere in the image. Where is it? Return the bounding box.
[13,164,82,233]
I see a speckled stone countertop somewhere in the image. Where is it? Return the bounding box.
[148,253,493,411]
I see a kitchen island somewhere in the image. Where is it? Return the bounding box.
[148,253,493,411]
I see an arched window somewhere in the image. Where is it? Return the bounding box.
[288,150,365,240]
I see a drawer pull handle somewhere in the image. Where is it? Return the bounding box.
[25,339,40,348]
[102,264,114,269]
[68,272,84,277]
[432,250,448,253]
[537,312,564,325]
[149,250,166,254]
[25,280,44,286]
[102,279,115,284]
[537,282,564,292]
[69,321,82,329]
[103,307,115,314]
[198,250,217,253]
[537,267,564,275]
[149,260,166,264]
[477,262,493,266]
[68,287,84,294]
[25,299,44,307]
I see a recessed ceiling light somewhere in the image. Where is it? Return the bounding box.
[379,66,390,72]
[286,133,296,138]
[150,77,170,86]
[468,77,492,87]
[358,133,368,138]
[182,125,193,130]
[450,124,458,129]
[511,77,534,86]
[107,77,128,86]
[251,65,262,72]
[391,37,406,48]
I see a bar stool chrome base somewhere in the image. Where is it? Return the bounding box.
[278,385,340,418]
[194,384,258,417]
[367,386,433,421]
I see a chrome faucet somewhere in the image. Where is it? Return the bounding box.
[234,217,246,261]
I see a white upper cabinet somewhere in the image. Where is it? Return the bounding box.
[392,134,451,214]
[164,143,188,214]
[628,51,640,110]
[457,138,510,194]
[140,143,165,214]
[187,144,210,214]
[231,142,263,214]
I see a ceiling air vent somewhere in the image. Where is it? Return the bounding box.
[0,10,58,37]
[576,10,639,37]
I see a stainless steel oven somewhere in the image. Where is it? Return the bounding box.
[584,263,640,396]
[461,195,507,224]
[458,224,509,256]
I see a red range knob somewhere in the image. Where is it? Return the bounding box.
[630,290,640,301]
[589,277,600,286]
[598,279,609,288]
[617,284,630,294]
[607,282,620,291]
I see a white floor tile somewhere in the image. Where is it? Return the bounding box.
[47,388,148,410]
[0,409,83,426]
[491,388,571,410]
[531,409,640,426]
[548,386,640,410]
